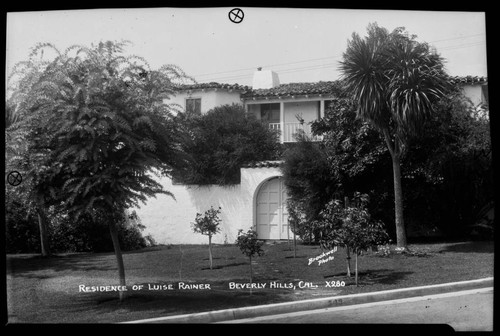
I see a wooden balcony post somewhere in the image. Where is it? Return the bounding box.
[279,101,285,143]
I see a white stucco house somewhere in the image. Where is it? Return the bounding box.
[133,69,488,245]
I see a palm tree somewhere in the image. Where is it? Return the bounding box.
[339,23,451,249]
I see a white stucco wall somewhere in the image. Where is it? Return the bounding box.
[132,166,283,245]
[166,89,242,115]
[461,84,487,106]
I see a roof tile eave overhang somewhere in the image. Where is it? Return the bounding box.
[241,160,284,168]
[242,80,343,100]
[451,75,488,85]
[174,82,252,93]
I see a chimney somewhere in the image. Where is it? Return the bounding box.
[252,67,280,89]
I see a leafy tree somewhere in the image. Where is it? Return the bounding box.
[339,23,452,249]
[235,229,265,286]
[192,206,222,269]
[5,103,21,128]
[5,193,40,253]
[282,97,392,243]
[312,97,389,195]
[6,116,55,256]
[174,103,282,185]
[317,193,389,286]
[281,134,336,243]
[286,198,304,257]
[6,40,193,300]
[401,88,493,238]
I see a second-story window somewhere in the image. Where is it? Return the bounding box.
[260,103,280,122]
[186,98,201,115]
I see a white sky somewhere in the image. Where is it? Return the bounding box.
[6,7,488,87]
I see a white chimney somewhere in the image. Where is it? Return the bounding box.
[252,67,280,89]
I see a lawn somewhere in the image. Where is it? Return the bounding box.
[6,240,494,323]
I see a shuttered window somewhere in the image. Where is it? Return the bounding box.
[186,98,201,115]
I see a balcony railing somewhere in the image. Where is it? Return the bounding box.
[268,122,281,131]
[268,122,322,143]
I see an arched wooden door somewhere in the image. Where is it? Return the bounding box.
[255,177,289,240]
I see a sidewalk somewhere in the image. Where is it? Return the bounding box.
[123,277,493,324]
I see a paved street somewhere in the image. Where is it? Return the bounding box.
[220,287,494,331]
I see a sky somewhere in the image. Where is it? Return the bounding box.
[6,7,488,87]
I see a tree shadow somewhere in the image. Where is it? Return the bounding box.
[217,262,247,268]
[359,269,414,285]
[6,253,116,277]
[324,269,413,286]
[202,257,223,261]
[86,289,287,320]
[200,266,223,270]
[123,246,165,254]
[439,241,494,253]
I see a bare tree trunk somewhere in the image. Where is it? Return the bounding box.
[109,213,126,301]
[391,153,407,249]
[293,222,297,258]
[37,208,50,257]
[355,249,358,286]
[344,197,351,277]
[383,130,407,250]
[249,255,253,296]
[208,235,213,269]
[346,247,351,277]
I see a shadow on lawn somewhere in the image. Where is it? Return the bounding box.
[90,289,287,320]
[6,253,115,277]
[439,240,494,253]
[324,269,413,286]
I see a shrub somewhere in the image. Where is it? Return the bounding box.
[5,196,40,253]
[174,103,282,185]
[6,201,148,254]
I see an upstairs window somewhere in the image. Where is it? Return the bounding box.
[186,98,201,115]
[260,103,280,122]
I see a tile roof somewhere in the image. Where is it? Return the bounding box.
[241,160,284,168]
[174,76,486,97]
[242,81,343,99]
[174,82,251,92]
[452,75,488,85]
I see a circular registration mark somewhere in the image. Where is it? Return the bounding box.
[7,171,23,186]
[228,8,244,24]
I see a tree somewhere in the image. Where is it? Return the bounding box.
[235,229,265,288]
[401,88,493,238]
[317,193,389,286]
[6,40,193,300]
[339,23,452,249]
[282,97,392,243]
[174,103,282,185]
[5,103,21,128]
[192,206,222,269]
[281,134,336,243]
[6,116,55,257]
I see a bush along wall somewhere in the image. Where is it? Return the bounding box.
[5,198,149,254]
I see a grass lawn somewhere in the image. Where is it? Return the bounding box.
[6,240,494,323]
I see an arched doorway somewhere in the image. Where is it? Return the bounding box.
[255,176,289,240]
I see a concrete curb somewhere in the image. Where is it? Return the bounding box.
[123,277,493,324]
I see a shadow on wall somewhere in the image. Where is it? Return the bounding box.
[187,184,247,244]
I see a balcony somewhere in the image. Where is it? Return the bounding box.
[268,122,322,143]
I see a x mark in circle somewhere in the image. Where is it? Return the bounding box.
[228,8,244,23]
[7,171,23,186]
